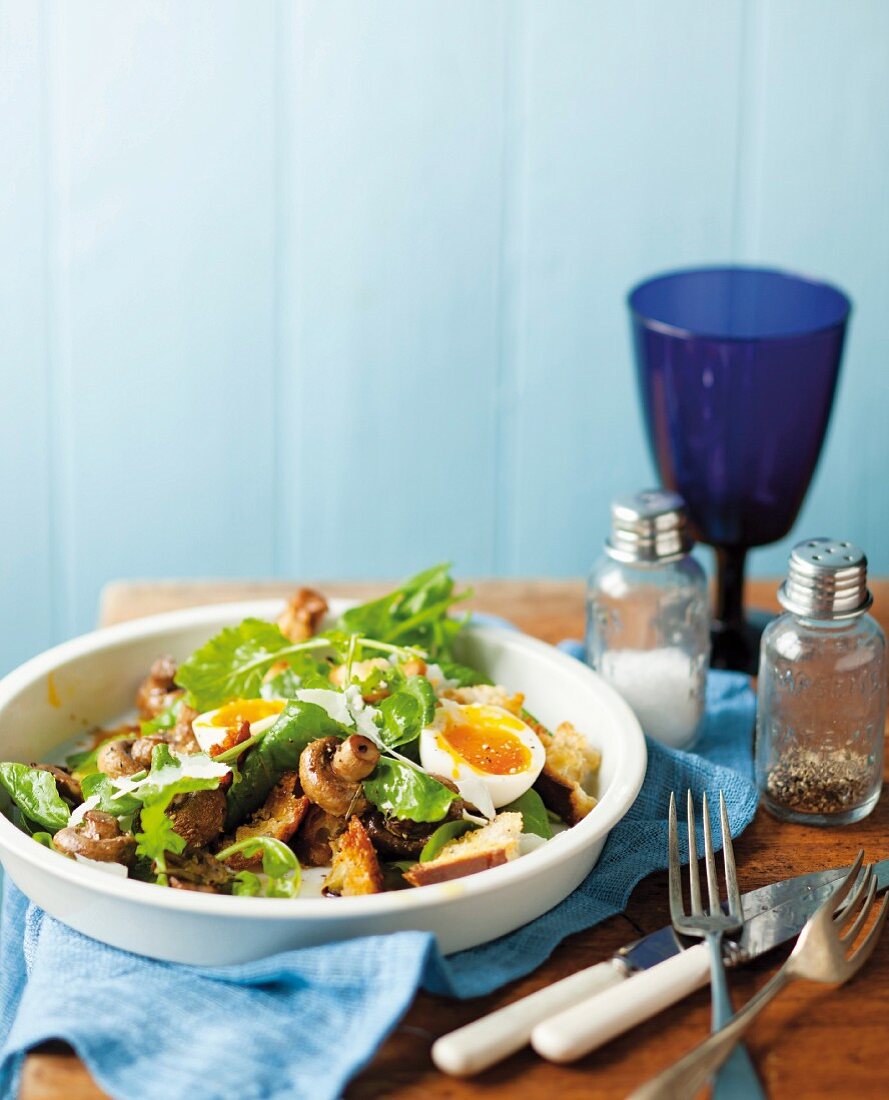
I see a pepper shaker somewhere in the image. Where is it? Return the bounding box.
[756,538,887,825]
[585,489,710,749]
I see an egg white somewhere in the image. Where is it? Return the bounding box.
[419,700,546,809]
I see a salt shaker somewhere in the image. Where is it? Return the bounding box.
[586,489,710,748]
[756,538,886,825]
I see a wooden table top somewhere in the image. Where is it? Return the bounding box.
[21,578,889,1100]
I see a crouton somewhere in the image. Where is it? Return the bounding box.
[403,812,523,887]
[440,683,525,716]
[534,721,601,825]
[323,817,384,896]
[219,771,309,870]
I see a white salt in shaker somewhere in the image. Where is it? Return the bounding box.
[585,489,710,748]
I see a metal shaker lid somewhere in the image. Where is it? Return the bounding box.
[778,538,872,619]
[605,488,693,564]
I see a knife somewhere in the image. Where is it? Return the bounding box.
[432,859,889,1075]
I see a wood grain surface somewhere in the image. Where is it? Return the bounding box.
[19,578,889,1100]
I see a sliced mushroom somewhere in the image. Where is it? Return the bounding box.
[31,763,82,805]
[53,810,136,865]
[298,735,379,816]
[136,655,183,719]
[96,739,141,779]
[167,703,200,755]
[277,588,329,643]
[166,849,232,893]
[167,788,227,848]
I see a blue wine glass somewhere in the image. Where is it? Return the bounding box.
[628,266,851,673]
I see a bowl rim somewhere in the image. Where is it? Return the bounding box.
[0,600,647,922]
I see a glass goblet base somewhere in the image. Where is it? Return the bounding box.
[710,608,774,675]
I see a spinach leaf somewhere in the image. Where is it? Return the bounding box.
[174,618,331,712]
[339,564,470,659]
[216,836,301,898]
[32,831,54,849]
[502,788,552,839]
[0,763,71,831]
[363,757,455,823]
[377,676,437,748]
[419,819,477,862]
[224,700,350,829]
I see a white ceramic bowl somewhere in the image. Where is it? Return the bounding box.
[0,600,646,965]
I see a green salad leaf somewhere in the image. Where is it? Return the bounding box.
[81,772,142,822]
[437,661,491,688]
[0,763,71,831]
[377,676,437,748]
[338,563,470,660]
[140,697,184,736]
[174,619,331,712]
[502,788,552,839]
[132,745,229,877]
[216,836,301,898]
[223,700,350,830]
[419,818,477,862]
[363,757,455,824]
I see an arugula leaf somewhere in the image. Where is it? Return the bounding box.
[339,564,470,659]
[377,676,437,748]
[81,772,142,822]
[437,661,491,688]
[132,745,229,873]
[224,700,350,830]
[140,698,184,737]
[363,757,455,823]
[502,788,552,839]
[216,836,301,898]
[174,619,331,712]
[419,819,477,862]
[32,831,54,849]
[0,763,71,831]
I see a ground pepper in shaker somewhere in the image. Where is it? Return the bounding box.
[756,538,887,825]
[585,489,710,749]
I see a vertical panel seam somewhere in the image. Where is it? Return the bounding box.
[492,0,525,574]
[38,0,69,640]
[731,0,767,260]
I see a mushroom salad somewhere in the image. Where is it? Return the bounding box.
[0,566,601,897]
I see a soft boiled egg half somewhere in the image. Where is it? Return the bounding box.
[419,700,546,808]
[192,698,285,755]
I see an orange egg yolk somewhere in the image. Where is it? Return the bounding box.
[440,723,531,775]
[210,699,285,728]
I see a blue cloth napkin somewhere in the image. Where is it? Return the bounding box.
[0,641,757,1100]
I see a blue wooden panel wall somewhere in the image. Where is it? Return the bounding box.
[2,0,888,673]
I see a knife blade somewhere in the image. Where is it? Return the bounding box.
[432,859,888,1076]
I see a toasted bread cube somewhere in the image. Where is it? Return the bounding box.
[440,683,525,716]
[403,812,523,887]
[220,771,309,871]
[323,817,384,896]
[534,721,601,825]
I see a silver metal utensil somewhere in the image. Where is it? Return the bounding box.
[668,790,765,1099]
[631,851,888,1100]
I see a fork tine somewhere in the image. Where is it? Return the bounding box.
[841,869,877,945]
[719,791,743,920]
[848,890,889,968]
[701,791,720,916]
[668,792,685,922]
[835,862,871,927]
[686,791,703,915]
[830,850,866,915]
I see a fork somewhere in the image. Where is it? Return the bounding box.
[633,850,888,1100]
[669,791,765,1100]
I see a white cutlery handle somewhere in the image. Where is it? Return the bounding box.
[432,959,628,1076]
[532,943,711,1063]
